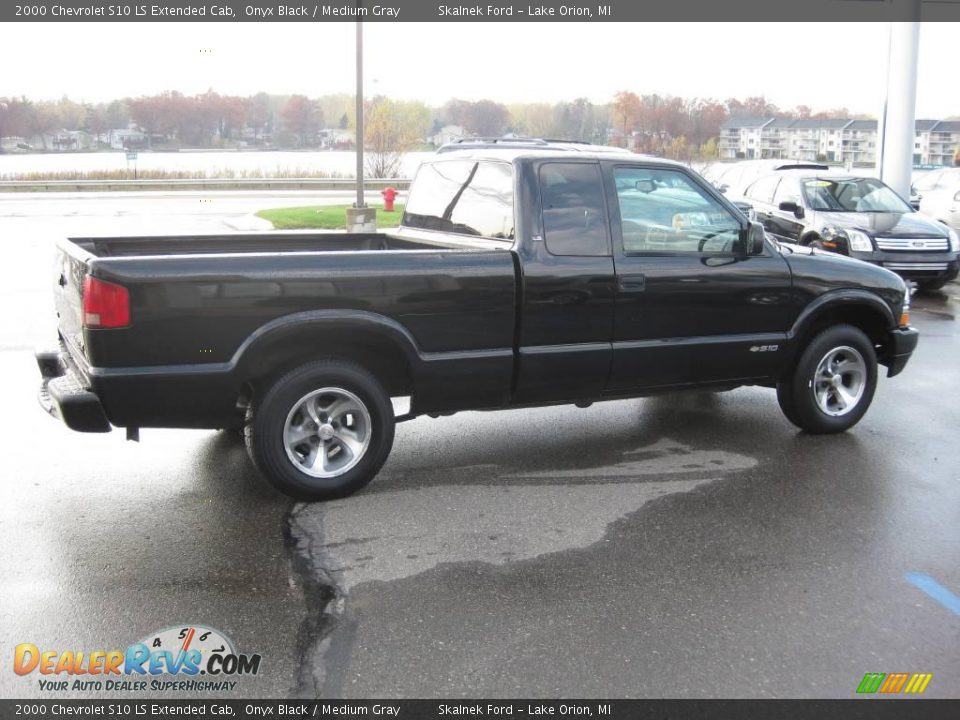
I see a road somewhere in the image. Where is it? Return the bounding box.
[0,191,957,699]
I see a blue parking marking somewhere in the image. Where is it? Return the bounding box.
[905,573,960,616]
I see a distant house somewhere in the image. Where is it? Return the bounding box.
[318,128,354,148]
[110,128,147,150]
[430,125,469,147]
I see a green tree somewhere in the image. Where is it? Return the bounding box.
[364,97,429,178]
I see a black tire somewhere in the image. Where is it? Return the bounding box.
[245,359,395,501]
[917,279,947,292]
[776,324,878,434]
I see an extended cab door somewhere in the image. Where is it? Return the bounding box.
[605,163,793,392]
[513,159,617,404]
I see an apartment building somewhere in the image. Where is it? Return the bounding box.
[719,116,960,166]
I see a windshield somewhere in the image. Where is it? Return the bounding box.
[801,177,912,213]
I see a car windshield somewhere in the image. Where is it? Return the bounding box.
[801,177,912,213]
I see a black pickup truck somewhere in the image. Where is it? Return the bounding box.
[38,141,918,500]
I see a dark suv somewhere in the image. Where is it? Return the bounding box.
[744,170,959,290]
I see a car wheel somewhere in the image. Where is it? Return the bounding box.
[246,360,395,501]
[777,324,877,434]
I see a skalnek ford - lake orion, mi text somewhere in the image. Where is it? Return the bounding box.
[438,4,610,16]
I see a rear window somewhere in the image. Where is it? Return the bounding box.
[402,160,515,240]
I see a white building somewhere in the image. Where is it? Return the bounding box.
[719,116,960,166]
[430,125,469,147]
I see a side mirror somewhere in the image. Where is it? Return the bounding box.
[742,222,766,256]
[635,179,655,193]
[718,184,730,194]
[779,200,804,218]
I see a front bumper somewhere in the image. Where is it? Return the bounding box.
[36,345,111,433]
[885,326,919,378]
[853,250,959,282]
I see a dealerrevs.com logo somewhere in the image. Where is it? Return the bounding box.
[14,624,262,693]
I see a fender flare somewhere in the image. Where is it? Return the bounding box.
[787,289,896,346]
[231,309,425,379]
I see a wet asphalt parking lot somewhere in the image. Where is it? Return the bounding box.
[0,191,957,699]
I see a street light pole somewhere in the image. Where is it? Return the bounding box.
[346,11,374,232]
[355,17,365,209]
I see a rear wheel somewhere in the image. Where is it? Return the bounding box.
[777,324,877,434]
[246,360,395,501]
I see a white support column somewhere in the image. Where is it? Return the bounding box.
[876,19,920,198]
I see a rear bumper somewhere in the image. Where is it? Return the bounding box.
[885,326,919,378]
[36,346,111,433]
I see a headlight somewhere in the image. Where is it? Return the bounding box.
[949,228,959,252]
[846,229,874,253]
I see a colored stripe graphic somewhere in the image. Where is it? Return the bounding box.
[904,673,933,694]
[879,673,909,694]
[856,673,886,693]
[904,573,960,615]
[857,672,932,695]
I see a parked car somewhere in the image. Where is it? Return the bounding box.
[708,160,829,203]
[914,167,960,232]
[744,169,959,291]
[39,141,917,500]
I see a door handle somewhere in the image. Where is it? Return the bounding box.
[618,273,646,292]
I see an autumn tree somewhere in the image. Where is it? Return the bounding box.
[461,100,510,137]
[364,97,429,178]
[247,92,273,142]
[0,97,32,144]
[612,91,641,146]
[27,101,61,149]
[280,95,322,147]
[507,102,554,137]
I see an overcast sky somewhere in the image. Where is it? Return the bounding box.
[2,22,957,117]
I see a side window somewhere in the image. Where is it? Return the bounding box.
[745,175,781,204]
[614,167,742,255]
[403,160,515,239]
[540,162,609,256]
[773,177,800,206]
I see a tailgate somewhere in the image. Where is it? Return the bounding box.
[53,241,89,359]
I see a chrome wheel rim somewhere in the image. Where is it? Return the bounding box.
[283,387,372,479]
[812,345,866,417]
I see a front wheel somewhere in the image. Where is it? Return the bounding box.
[246,360,395,500]
[777,324,877,434]
[917,279,947,292]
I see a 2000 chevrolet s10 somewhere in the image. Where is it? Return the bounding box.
[38,141,919,500]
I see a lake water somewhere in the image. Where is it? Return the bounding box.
[0,150,435,178]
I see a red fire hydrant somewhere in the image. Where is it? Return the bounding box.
[381,187,398,212]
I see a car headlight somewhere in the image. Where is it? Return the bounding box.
[949,227,959,252]
[846,229,874,253]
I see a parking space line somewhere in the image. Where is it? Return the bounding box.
[905,572,960,615]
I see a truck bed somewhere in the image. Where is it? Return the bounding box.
[68,231,482,258]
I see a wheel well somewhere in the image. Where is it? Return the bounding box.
[796,304,892,362]
[239,328,416,405]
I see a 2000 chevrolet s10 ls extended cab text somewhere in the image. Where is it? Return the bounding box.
[38,142,919,500]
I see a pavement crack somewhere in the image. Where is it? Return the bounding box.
[284,503,347,697]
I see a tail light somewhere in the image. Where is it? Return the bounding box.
[82,276,130,328]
